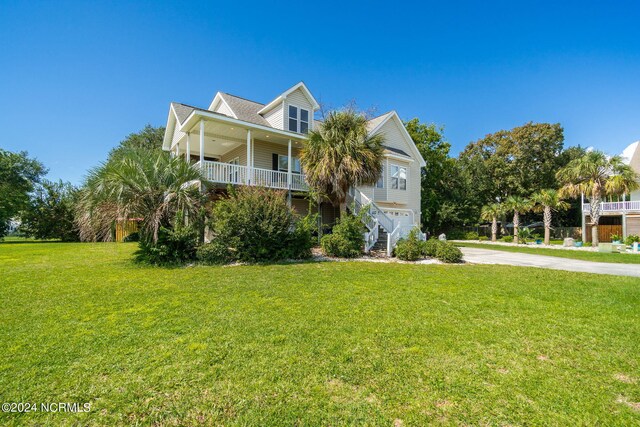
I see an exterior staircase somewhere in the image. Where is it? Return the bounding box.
[346,188,399,256]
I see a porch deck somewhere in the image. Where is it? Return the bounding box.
[195,160,308,192]
[583,201,640,213]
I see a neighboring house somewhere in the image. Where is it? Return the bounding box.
[162,82,426,254]
[581,141,640,242]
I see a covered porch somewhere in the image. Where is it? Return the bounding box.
[170,110,309,192]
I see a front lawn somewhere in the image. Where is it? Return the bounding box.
[1,243,639,425]
[456,241,640,264]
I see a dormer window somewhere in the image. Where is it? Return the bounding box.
[288,105,309,134]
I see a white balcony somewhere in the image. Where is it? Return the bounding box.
[583,201,640,213]
[195,160,308,192]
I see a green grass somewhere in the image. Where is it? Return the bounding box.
[1,243,639,425]
[456,241,640,264]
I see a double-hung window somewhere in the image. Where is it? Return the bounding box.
[375,166,384,188]
[288,105,310,134]
[278,154,301,173]
[390,165,407,190]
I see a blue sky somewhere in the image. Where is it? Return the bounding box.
[1,1,639,184]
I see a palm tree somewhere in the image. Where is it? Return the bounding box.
[76,147,204,243]
[300,108,384,215]
[556,151,639,246]
[530,189,570,245]
[505,196,531,244]
[480,203,503,242]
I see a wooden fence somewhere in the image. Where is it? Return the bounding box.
[585,225,622,243]
[115,220,140,242]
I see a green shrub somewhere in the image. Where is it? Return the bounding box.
[583,241,592,247]
[208,186,315,263]
[196,240,232,265]
[436,242,463,263]
[123,231,139,242]
[479,236,489,241]
[394,228,424,261]
[423,238,443,257]
[464,231,479,240]
[321,212,364,258]
[624,234,640,245]
[502,235,514,243]
[445,229,465,240]
[134,222,199,266]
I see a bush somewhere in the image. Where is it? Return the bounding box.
[436,242,463,263]
[444,229,465,240]
[423,238,443,257]
[123,231,139,242]
[394,228,424,261]
[134,222,199,266]
[624,234,640,246]
[464,231,479,240]
[321,212,364,258]
[502,235,514,243]
[208,187,315,263]
[196,240,232,265]
[479,236,489,241]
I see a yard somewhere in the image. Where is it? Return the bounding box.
[455,241,640,264]
[1,242,639,425]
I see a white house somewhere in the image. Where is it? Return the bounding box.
[162,82,426,254]
[581,141,640,241]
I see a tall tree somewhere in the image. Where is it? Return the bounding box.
[459,122,565,201]
[0,149,46,238]
[108,125,165,162]
[556,150,639,245]
[21,180,79,241]
[505,196,531,244]
[76,147,204,243]
[300,108,384,215]
[480,203,504,242]
[404,118,474,233]
[530,189,570,245]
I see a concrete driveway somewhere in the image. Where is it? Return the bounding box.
[460,247,640,278]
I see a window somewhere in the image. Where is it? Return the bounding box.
[288,105,310,134]
[376,167,384,188]
[278,154,301,173]
[391,165,407,190]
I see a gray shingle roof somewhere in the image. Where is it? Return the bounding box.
[366,111,393,132]
[383,145,410,157]
[218,93,271,127]
[171,102,195,123]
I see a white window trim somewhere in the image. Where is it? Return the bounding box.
[376,165,384,189]
[390,164,408,191]
[278,154,301,173]
[288,104,310,134]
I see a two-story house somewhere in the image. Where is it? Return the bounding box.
[162,82,426,254]
[581,141,640,242]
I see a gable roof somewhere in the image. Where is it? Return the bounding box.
[366,111,426,167]
[217,93,271,127]
[171,102,195,123]
[257,82,320,115]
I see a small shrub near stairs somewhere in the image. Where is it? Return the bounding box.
[394,229,424,261]
[321,212,365,258]
[423,238,443,257]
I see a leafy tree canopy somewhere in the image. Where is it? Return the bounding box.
[0,149,46,237]
[20,180,80,241]
[108,124,165,162]
[404,118,474,233]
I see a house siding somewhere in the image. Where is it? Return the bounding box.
[285,88,315,132]
[356,116,422,226]
[263,103,284,129]
[219,145,247,165]
[251,140,302,170]
[212,100,234,117]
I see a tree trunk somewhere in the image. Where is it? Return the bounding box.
[543,206,551,246]
[589,190,602,247]
[339,201,347,218]
[513,211,519,244]
[491,217,497,242]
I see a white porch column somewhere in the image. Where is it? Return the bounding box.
[186,132,191,163]
[175,142,180,157]
[246,129,252,184]
[623,193,628,237]
[199,120,205,169]
[287,139,292,189]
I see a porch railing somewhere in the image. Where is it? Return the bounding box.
[583,201,640,212]
[195,160,308,191]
